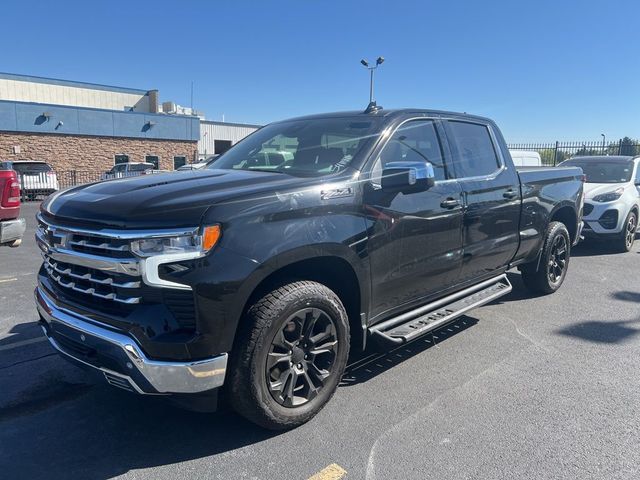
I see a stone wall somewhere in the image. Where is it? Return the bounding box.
[0,131,197,173]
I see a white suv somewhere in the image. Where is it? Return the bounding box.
[559,155,640,252]
[9,161,59,200]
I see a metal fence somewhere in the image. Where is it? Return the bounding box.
[17,170,152,202]
[507,140,640,166]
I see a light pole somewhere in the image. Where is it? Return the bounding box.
[601,133,606,154]
[360,57,385,105]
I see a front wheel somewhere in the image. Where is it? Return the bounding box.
[520,221,571,294]
[227,281,350,430]
[615,210,637,253]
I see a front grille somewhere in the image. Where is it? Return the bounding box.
[583,203,594,216]
[37,217,131,259]
[37,215,198,332]
[43,255,142,304]
[67,232,131,258]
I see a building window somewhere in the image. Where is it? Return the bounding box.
[214,140,232,155]
[145,155,159,169]
[173,156,187,169]
[114,154,130,165]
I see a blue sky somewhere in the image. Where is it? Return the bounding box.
[1,0,638,142]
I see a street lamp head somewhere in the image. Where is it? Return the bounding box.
[376,56,385,65]
[360,59,369,67]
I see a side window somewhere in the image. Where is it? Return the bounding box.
[635,162,640,184]
[372,119,447,184]
[145,155,159,169]
[447,121,501,178]
[173,156,187,169]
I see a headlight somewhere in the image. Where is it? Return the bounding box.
[130,225,221,258]
[593,188,624,203]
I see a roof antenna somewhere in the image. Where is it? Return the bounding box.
[361,57,385,113]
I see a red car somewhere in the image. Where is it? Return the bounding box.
[0,165,25,247]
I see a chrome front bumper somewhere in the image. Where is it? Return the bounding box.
[0,217,26,244]
[35,287,228,395]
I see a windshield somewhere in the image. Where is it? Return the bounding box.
[561,159,634,183]
[208,117,383,177]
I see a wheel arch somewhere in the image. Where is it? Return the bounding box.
[230,246,369,353]
[550,204,578,244]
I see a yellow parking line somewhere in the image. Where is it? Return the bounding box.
[0,277,18,283]
[308,463,347,480]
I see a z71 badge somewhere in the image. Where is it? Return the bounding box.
[320,187,354,200]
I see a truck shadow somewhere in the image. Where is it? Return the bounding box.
[1,316,480,480]
[341,315,479,387]
[0,383,280,479]
[570,241,622,257]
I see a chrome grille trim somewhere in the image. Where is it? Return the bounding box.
[69,239,130,252]
[36,230,141,276]
[43,261,141,305]
[36,214,197,291]
[44,256,141,288]
[37,213,198,240]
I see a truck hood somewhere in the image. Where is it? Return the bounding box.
[583,182,627,199]
[42,169,307,229]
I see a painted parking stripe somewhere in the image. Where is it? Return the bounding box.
[0,337,47,352]
[0,277,18,283]
[308,463,347,480]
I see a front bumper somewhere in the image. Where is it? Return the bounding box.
[35,286,228,395]
[0,217,26,244]
[582,200,629,236]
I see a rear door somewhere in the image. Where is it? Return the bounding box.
[364,118,464,319]
[443,120,520,283]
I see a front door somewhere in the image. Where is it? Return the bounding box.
[364,118,464,321]
[443,119,521,283]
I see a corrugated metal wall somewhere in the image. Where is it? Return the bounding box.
[0,78,151,112]
[198,121,260,156]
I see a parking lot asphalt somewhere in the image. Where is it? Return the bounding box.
[1,202,639,479]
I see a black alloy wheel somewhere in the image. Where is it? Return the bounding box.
[547,233,568,286]
[267,307,338,407]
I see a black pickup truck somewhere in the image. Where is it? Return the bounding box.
[35,108,584,429]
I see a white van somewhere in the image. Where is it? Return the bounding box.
[509,150,542,167]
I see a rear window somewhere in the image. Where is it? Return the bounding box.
[12,162,52,174]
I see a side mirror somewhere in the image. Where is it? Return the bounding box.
[381,161,435,192]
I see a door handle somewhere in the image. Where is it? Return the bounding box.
[503,189,518,199]
[440,198,461,209]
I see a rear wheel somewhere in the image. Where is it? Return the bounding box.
[227,281,350,430]
[615,210,637,253]
[520,221,571,294]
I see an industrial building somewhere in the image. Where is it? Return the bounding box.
[0,72,198,173]
[0,72,262,173]
[198,120,260,160]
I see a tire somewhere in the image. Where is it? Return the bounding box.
[520,221,571,294]
[614,210,637,253]
[226,281,350,430]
